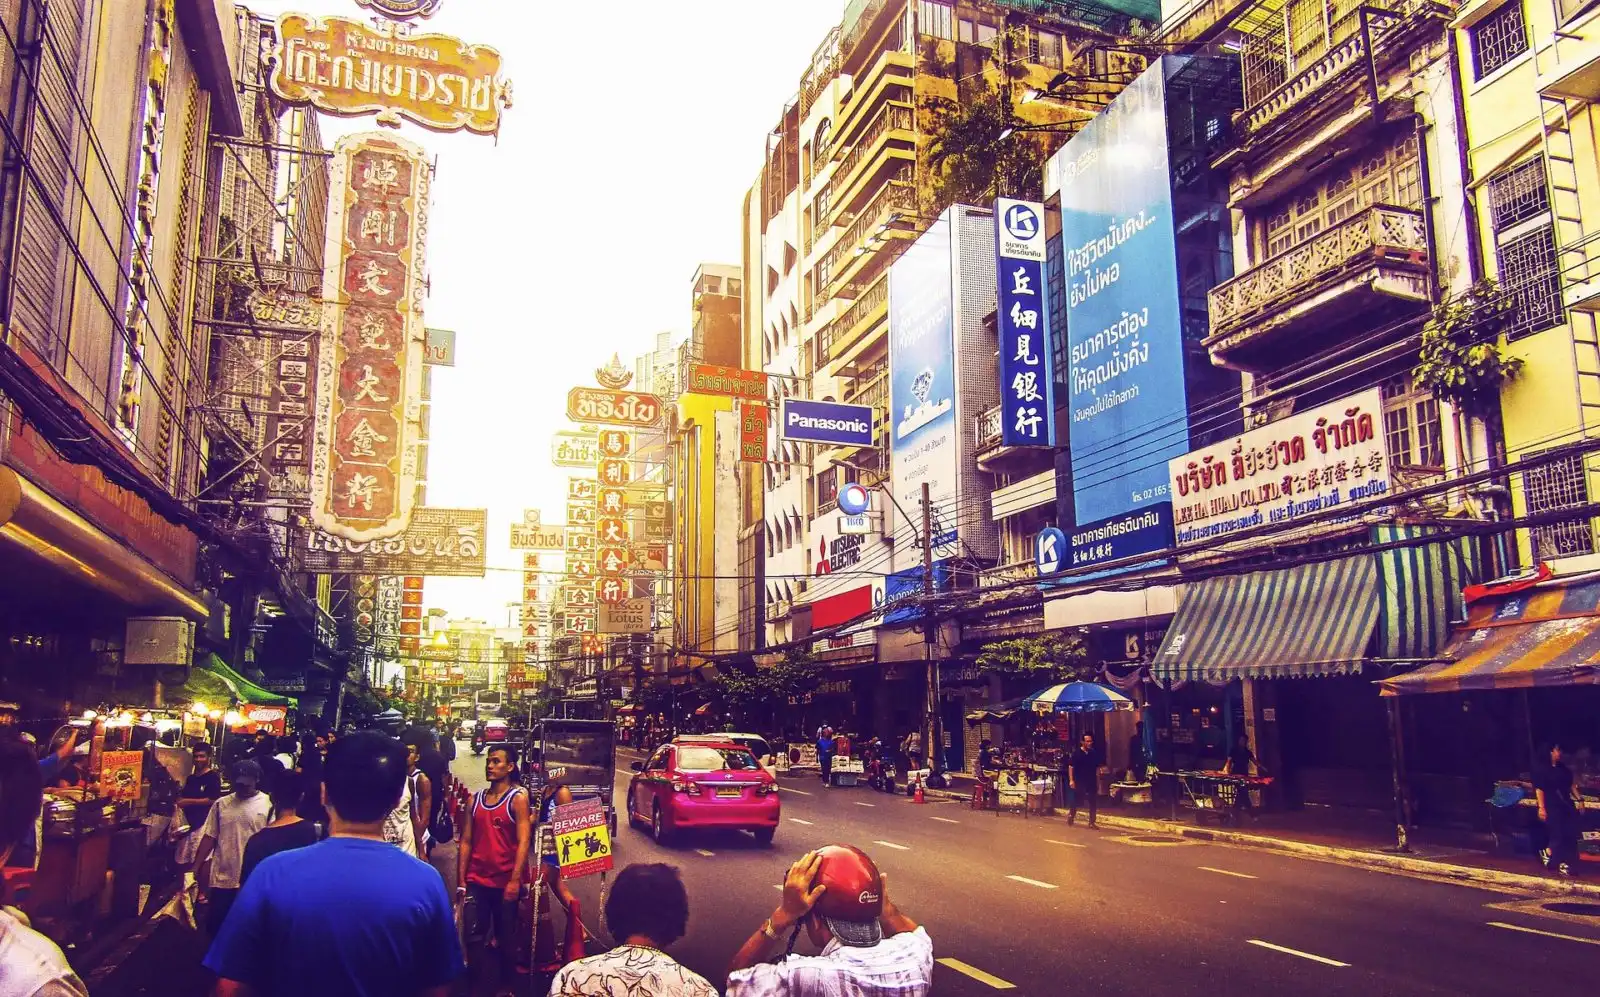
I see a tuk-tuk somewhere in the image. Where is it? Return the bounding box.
[522,718,616,836]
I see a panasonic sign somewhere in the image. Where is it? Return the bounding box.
[780,399,876,447]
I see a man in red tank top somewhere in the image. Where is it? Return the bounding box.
[455,745,531,997]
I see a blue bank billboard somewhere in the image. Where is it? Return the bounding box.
[889,215,960,560]
[1057,57,1188,571]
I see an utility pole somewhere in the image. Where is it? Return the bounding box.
[921,482,942,782]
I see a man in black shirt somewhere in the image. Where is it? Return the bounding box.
[241,771,319,885]
[1537,741,1583,877]
[177,743,222,831]
[1068,733,1103,828]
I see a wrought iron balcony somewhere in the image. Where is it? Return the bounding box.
[979,559,1038,590]
[1205,204,1430,367]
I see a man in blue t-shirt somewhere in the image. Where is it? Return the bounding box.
[204,731,465,997]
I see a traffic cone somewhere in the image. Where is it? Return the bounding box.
[913,778,926,804]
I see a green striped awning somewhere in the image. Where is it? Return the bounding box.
[1374,526,1481,661]
[1152,557,1380,683]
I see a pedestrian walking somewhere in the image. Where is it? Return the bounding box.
[194,759,272,936]
[548,863,716,997]
[0,732,89,997]
[727,845,933,996]
[204,731,465,997]
[900,729,922,772]
[1067,733,1102,828]
[296,731,328,832]
[456,744,532,995]
[381,752,420,857]
[817,726,836,787]
[240,771,318,886]
[401,734,435,857]
[1127,722,1148,783]
[175,742,222,865]
[1537,741,1583,877]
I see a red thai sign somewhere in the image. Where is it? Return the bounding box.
[741,402,768,462]
[566,388,663,428]
[311,133,429,542]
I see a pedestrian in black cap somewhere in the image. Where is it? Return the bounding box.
[194,758,272,936]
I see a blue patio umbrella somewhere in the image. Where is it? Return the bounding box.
[1021,681,1134,714]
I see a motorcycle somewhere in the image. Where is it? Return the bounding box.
[864,739,897,794]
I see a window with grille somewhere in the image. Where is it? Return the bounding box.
[1261,131,1421,257]
[1470,2,1529,79]
[1487,159,1549,231]
[918,0,953,40]
[1523,449,1596,558]
[1499,225,1564,339]
[1030,30,1063,69]
[1380,374,1445,469]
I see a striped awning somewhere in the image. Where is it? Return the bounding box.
[1377,572,1600,694]
[1373,525,1481,661]
[1152,556,1380,683]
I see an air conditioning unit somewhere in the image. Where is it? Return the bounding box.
[124,617,196,667]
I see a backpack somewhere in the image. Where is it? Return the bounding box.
[431,807,454,845]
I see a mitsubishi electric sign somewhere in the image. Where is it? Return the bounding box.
[780,399,875,447]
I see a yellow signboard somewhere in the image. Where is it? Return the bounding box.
[272,14,512,135]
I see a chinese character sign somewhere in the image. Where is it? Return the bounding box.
[311,133,430,542]
[995,199,1056,447]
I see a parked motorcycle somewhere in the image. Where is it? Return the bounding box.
[864,738,897,794]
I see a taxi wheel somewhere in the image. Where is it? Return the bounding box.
[651,804,673,845]
[753,827,776,847]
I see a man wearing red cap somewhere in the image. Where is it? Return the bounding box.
[726,845,933,996]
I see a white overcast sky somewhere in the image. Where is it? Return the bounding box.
[249,1,842,622]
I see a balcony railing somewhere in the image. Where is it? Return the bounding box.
[820,180,917,285]
[979,560,1038,590]
[976,405,1003,450]
[820,103,914,219]
[820,273,890,362]
[845,367,889,412]
[1207,204,1427,344]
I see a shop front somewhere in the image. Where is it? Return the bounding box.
[1152,535,1468,814]
[1377,571,1600,863]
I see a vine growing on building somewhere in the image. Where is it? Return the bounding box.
[1413,280,1525,415]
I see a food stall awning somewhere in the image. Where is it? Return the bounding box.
[1152,556,1379,683]
[197,654,296,708]
[1378,573,1600,695]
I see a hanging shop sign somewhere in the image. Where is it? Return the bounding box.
[597,429,632,458]
[994,198,1057,447]
[566,387,664,428]
[510,522,566,550]
[310,132,429,542]
[597,487,628,516]
[567,503,597,527]
[741,401,769,462]
[569,478,599,501]
[1168,387,1389,547]
[598,458,631,487]
[552,431,601,467]
[632,543,667,572]
[299,508,487,576]
[272,14,511,135]
[597,546,630,577]
[354,0,442,21]
[780,398,874,447]
[596,517,628,545]
[596,577,630,606]
[599,598,653,634]
[353,574,379,647]
[424,327,455,366]
[234,285,323,498]
[687,363,768,400]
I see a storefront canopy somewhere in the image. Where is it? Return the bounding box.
[197,654,296,708]
[1152,556,1380,683]
[1377,573,1600,695]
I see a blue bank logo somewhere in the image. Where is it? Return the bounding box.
[1003,203,1040,242]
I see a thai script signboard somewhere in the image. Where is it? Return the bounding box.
[566,387,664,428]
[552,431,600,467]
[299,508,486,576]
[1168,388,1389,547]
[272,14,511,135]
[310,132,429,542]
[687,363,768,400]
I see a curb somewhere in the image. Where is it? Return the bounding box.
[925,788,1600,899]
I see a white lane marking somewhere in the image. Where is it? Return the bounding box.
[873,840,911,851]
[789,818,815,826]
[1199,866,1258,880]
[694,848,716,858]
[1487,921,1600,947]
[930,816,960,824]
[1006,875,1058,890]
[779,787,812,796]
[1044,839,1087,848]
[1246,940,1350,968]
[773,884,784,891]
[854,801,876,807]
[937,958,1016,990]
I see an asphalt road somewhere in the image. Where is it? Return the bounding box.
[447,746,1600,996]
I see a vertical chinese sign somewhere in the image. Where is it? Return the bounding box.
[596,429,632,609]
[311,133,430,541]
[994,199,1056,447]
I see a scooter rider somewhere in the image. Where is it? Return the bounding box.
[726,845,933,996]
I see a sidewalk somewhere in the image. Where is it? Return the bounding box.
[922,771,1600,899]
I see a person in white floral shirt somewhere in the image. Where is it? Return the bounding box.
[548,863,717,997]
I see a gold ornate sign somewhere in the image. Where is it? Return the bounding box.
[272,13,512,135]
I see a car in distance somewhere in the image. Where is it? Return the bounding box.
[628,740,779,845]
